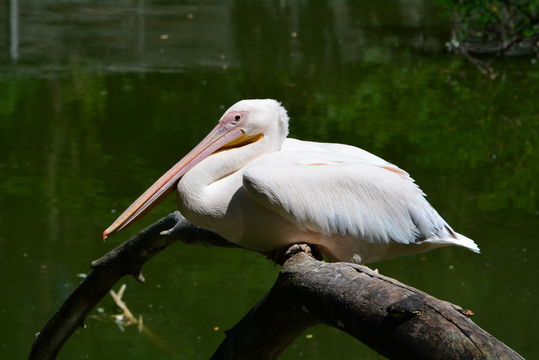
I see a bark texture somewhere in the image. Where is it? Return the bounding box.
[30,212,524,360]
[213,244,523,360]
[29,212,235,360]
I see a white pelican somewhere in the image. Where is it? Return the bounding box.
[103,99,479,263]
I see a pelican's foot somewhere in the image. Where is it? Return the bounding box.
[262,243,324,265]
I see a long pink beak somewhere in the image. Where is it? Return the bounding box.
[102,123,244,240]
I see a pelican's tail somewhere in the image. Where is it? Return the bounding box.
[452,232,480,253]
[423,230,480,254]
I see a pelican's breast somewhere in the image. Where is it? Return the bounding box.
[177,166,248,240]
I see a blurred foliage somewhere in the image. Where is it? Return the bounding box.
[1,2,538,360]
[440,0,539,55]
[2,64,537,359]
[294,59,539,213]
[1,58,538,217]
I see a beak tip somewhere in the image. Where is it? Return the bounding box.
[102,230,109,241]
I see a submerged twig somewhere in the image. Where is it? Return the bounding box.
[109,284,141,331]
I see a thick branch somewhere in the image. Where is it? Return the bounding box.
[30,214,524,360]
[29,211,234,360]
[213,244,524,360]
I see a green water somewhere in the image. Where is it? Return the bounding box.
[1,1,538,359]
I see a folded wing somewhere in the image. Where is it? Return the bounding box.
[243,143,456,246]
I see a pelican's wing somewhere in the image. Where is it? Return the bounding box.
[281,138,408,175]
[243,148,474,248]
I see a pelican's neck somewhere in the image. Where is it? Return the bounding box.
[177,135,281,217]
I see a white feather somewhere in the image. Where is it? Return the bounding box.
[175,99,479,263]
[244,150,442,245]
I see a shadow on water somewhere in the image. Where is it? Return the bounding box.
[0,1,537,359]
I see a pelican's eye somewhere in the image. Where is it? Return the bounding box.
[230,114,242,125]
[222,111,247,127]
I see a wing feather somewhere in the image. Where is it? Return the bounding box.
[243,149,451,245]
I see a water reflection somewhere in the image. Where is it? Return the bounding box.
[9,0,19,63]
[0,0,449,74]
[0,1,537,360]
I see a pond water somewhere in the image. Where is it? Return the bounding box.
[1,1,538,359]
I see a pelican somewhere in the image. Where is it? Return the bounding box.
[103,99,479,263]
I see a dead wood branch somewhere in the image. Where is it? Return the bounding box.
[30,213,524,360]
[212,244,524,360]
[29,212,235,360]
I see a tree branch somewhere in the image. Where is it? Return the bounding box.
[212,244,524,360]
[29,212,235,360]
[30,213,524,360]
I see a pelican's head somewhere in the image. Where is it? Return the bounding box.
[102,99,289,240]
[223,99,289,141]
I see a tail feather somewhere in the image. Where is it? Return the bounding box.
[423,232,480,254]
[453,232,480,253]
